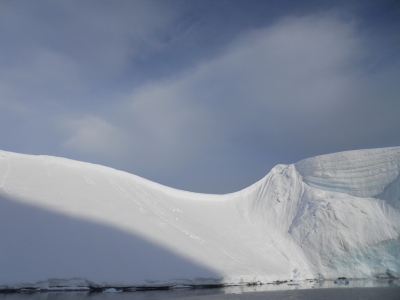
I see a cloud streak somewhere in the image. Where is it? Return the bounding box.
[108,13,400,192]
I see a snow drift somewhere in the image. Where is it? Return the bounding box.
[0,147,399,289]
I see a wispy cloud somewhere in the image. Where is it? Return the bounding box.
[119,15,360,158]
[62,115,128,156]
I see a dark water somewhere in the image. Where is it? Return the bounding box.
[0,280,399,300]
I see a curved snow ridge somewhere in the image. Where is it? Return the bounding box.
[34,152,266,202]
[294,147,400,198]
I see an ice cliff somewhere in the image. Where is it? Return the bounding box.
[0,147,399,289]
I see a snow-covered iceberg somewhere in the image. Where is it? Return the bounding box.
[0,147,399,289]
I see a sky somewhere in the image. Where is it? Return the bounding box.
[1,0,399,194]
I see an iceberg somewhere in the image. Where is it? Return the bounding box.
[0,147,399,289]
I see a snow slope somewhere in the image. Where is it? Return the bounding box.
[0,147,399,289]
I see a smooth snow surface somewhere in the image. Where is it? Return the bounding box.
[0,147,399,289]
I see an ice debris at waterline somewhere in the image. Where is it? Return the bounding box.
[0,147,399,290]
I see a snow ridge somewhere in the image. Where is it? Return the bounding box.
[0,147,399,289]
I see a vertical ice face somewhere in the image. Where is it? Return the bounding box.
[294,147,400,198]
[291,147,400,279]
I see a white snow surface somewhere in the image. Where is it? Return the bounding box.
[0,147,399,289]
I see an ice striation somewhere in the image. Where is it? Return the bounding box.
[295,147,400,198]
[0,147,399,289]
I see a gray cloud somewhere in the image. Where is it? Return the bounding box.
[0,0,181,110]
[1,1,399,193]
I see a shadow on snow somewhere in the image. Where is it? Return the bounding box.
[0,193,219,289]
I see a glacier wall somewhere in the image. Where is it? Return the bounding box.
[290,147,400,278]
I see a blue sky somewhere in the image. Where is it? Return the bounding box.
[1,0,399,193]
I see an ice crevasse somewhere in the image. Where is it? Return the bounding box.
[0,147,399,289]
